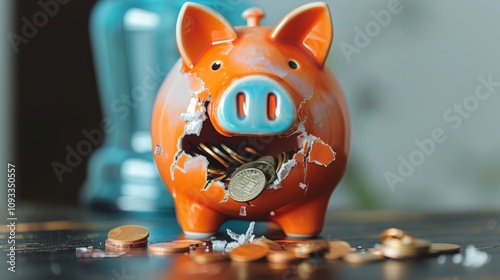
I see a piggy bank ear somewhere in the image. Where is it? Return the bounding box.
[177,2,237,69]
[270,2,332,68]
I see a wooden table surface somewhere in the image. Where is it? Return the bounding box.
[1,205,499,280]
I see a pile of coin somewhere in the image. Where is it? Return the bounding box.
[189,142,294,202]
[376,228,460,259]
[340,228,461,264]
[186,229,461,265]
[105,225,149,251]
[99,225,461,266]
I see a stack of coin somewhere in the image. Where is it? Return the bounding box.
[148,242,191,256]
[370,228,460,260]
[105,225,149,251]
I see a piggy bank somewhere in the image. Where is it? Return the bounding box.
[152,2,349,238]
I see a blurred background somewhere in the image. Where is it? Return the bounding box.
[2,0,499,213]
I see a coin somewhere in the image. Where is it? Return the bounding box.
[207,168,225,175]
[252,237,282,251]
[208,173,227,182]
[148,242,191,255]
[243,146,261,159]
[229,243,269,262]
[257,155,275,166]
[198,143,230,168]
[267,251,299,263]
[105,239,148,248]
[380,228,415,244]
[273,239,300,248]
[228,168,267,202]
[220,143,252,164]
[380,238,431,259]
[107,225,149,243]
[343,252,385,264]
[190,251,229,263]
[172,239,203,246]
[275,153,284,173]
[429,243,460,254]
[323,240,352,261]
[285,240,329,256]
[211,145,239,166]
[234,161,276,184]
[367,247,383,256]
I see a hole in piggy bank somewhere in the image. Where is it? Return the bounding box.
[181,119,300,188]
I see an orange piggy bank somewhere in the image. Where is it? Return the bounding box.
[152,2,349,238]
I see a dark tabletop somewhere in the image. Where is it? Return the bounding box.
[1,205,499,280]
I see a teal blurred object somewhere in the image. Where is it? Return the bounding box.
[82,0,248,212]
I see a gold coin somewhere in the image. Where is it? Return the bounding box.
[380,238,431,259]
[273,239,300,248]
[430,243,460,254]
[211,145,239,165]
[367,247,383,256]
[107,225,149,243]
[275,153,285,173]
[207,168,225,175]
[254,241,282,251]
[285,239,329,256]
[105,244,147,255]
[380,228,415,245]
[148,242,191,255]
[267,251,299,263]
[228,168,267,202]
[172,239,203,246]
[323,240,352,260]
[208,173,227,182]
[190,251,228,263]
[229,243,269,262]
[253,237,282,251]
[243,146,261,159]
[105,239,148,248]
[343,252,385,264]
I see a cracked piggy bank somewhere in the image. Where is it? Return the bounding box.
[151,2,349,238]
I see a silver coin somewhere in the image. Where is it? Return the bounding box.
[228,168,267,202]
[257,155,275,166]
[233,161,276,184]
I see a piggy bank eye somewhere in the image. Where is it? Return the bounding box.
[288,60,299,70]
[211,61,222,71]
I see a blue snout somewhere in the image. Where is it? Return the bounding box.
[216,75,296,135]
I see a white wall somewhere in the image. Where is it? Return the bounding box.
[252,0,500,210]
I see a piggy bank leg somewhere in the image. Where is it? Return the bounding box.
[175,196,226,238]
[272,195,330,238]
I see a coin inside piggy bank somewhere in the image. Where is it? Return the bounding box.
[151,1,350,238]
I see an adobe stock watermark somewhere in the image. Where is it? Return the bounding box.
[8,0,72,54]
[340,0,406,63]
[385,74,500,191]
[51,65,166,182]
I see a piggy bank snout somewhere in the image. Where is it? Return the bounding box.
[215,75,296,135]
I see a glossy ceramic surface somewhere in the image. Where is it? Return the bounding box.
[152,2,350,237]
